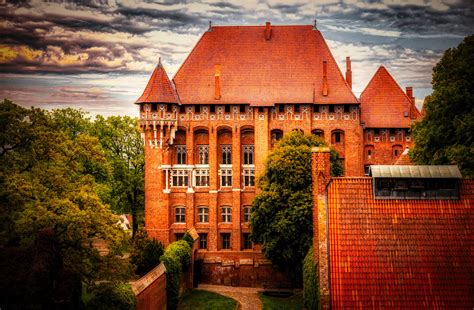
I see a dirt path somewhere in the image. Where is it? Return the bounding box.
[197,284,263,310]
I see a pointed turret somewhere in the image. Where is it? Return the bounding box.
[135,59,180,104]
[360,65,420,128]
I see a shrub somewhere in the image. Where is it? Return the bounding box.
[130,229,164,277]
[160,239,192,310]
[303,246,319,310]
[85,282,136,310]
[182,231,195,248]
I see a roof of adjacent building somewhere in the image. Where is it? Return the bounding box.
[172,25,358,106]
[360,66,421,128]
[327,178,474,309]
[135,60,180,104]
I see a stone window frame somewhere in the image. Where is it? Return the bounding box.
[197,145,209,165]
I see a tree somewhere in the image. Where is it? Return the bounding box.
[130,229,164,277]
[250,131,342,282]
[0,100,131,308]
[91,116,144,237]
[410,35,474,178]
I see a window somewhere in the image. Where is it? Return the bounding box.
[392,145,403,158]
[167,103,172,112]
[243,207,251,223]
[210,105,215,113]
[171,169,189,187]
[331,130,344,144]
[271,130,283,148]
[197,145,209,164]
[221,233,231,249]
[243,145,254,165]
[243,168,255,187]
[329,105,335,113]
[175,207,185,223]
[152,103,157,112]
[312,129,324,138]
[242,233,252,250]
[374,178,459,200]
[220,168,232,187]
[313,105,320,113]
[225,105,230,113]
[195,169,209,187]
[197,207,208,223]
[221,145,232,164]
[258,107,264,113]
[294,104,300,113]
[344,105,350,113]
[175,233,184,241]
[240,105,245,113]
[179,105,185,113]
[364,165,370,176]
[199,233,208,249]
[279,104,284,113]
[221,207,231,223]
[195,105,201,113]
[176,145,186,165]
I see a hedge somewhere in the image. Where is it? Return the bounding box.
[160,240,192,310]
[303,246,319,310]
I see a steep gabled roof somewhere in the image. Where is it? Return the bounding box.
[360,66,420,128]
[328,178,474,308]
[135,60,180,104]
[172,25,358,106]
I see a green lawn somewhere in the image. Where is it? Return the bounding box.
[178,290,238,310]
[260,291,304,310]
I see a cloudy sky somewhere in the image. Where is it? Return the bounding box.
[0,0,473,116]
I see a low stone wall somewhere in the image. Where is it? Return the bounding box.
[197,251,290,288]
[131,263,167,310]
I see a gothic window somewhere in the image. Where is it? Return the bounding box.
[171,169,189,187]
[194,169,209,187]
[176,145,186,165]
[221,207,232,223]
[344,105,350,113]
[243,145,254,165]
[242,233,252,250]
[175,207,185,223]
[392,145,403,158]
[240,105,246,113]
[312,129,324,138]
[195,105,201,113]
[197,145,209,164]
[270,130,283,148]
[221,233,231,249]
[197,207,208,223]
[220,168,232,187]
[242,168,255,187]
[329,105,335,113]
[225,105,230,113]
[243,207,251,223]
[331,130,344,144]
[221,145,232,164]
[279,104,284,113]
[365,145,374,161]
[199,233,208,249]
[294,104,300,113]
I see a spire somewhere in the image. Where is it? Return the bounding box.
[135,59,180,104]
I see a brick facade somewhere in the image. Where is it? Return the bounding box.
[136,24,423,287]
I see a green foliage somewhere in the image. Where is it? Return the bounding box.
[90,115,144,236]
[85,282,136,310]
[182,231,195,248]
[260,291,304,310]
[250,131,341,280]
[0,100,132,307]
[411,35,474,178]
[178,290,238,310]
[160,240,192,310]
[130,229,164,277]
[303,247,319,310]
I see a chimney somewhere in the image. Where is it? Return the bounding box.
[406,87,413,100]
[214,64,221,100]
[345,56,352,89]
[406,87,416,119]
[311,147,331,310]
[265,21,272,40]
[322,61,328,96]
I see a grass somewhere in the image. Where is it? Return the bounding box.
[260,291,304,310]
[178,289,238,310]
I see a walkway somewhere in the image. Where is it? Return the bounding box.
[197,284,263,310]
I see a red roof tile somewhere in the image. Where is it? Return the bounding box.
[135,60,180,104]
[172,25,358,106]
[360,66,421,128]
[327,178,474,309]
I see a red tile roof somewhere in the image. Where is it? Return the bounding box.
[327,178,474,309]
[135,60,180,104]
[360,66,421,128]
[172,25,358,106]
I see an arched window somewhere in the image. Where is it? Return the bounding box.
[312,129,324,138]
[270,129,283,148]
[331,130,344,144]
[392,145,403,158]
[365,145,375,160]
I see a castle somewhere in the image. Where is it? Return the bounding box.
[135,23,423,286]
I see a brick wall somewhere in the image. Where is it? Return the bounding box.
[132,264,167,310]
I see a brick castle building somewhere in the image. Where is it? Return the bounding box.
[135,23,422,286]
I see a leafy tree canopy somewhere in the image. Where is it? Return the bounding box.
[411,35,474,177]
[250,131,342,280]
